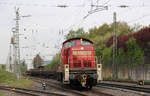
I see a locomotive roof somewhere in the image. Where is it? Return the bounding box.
[63,37,93,45]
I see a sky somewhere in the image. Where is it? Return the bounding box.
[0,0,150,68]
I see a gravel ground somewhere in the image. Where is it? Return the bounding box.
[1,80,149,96]
[32,81,73,96]
[0,90,30,96]
[103,81,150,88]
[94,85,150,96]
[32,80,149,96]
[0,82,48,96]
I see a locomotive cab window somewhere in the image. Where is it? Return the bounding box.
[81,40,92,46]
[65,41,75,48]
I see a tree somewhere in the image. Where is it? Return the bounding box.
[45,53,61,70]
[107,27,150,50]
[20,60,27,73]
[117,48,126,66]
[102,37,145,67]
[125,37,144,66]
[33,54,43,68]
[0,64,6,70]
[88,22,135,57]
[115,22,134,36]
[101,46,113,67]
[65,28,88,40]
[88,24,111,50]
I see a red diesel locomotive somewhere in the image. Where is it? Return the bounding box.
[57,38,102,89]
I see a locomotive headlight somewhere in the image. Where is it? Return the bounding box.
[81,47,84,50]
[65,64,69,72]
[65,66,69,72]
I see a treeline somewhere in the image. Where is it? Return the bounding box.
[106,27,150,50]
[103,37,144,67]
[45,53,60,70]
[104,27,150,67]
[49,21,150,68]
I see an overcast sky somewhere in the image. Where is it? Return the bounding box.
[0,0,150,66]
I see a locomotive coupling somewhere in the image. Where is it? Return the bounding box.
[81,74,87,87]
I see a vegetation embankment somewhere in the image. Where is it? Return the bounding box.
[0,69,33,88]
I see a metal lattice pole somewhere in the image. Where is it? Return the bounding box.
[12,8,31,80]
[13,8,21,80]
[113,12,118,79]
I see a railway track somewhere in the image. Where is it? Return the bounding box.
[29,77,111,96]
[98,82,150,94]
[104,79,150,85]
[46,79,112,96]
[29,77,88,96]
[27,76,148,96]
[0,85,65,96]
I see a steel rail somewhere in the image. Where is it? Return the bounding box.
[104,79,150,85]
[30,77,111,96]
[0,85,65,96]
[31,77,88,96]
[98,82,150,93]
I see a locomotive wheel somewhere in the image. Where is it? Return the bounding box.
[86,85,92,90]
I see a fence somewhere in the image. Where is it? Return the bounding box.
[102,56,150,80]
[102,65,150,80]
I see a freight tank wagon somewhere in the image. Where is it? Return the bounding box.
[57,38,102,89]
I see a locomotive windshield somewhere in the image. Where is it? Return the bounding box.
[81,40,92,46]
[65,41,75,48]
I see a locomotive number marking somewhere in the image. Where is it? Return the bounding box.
[73,51,92,55]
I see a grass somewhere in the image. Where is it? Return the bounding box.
[6,77,34,88]
[0,70,16,83]
[0,93,5,96]
[143,80,150,82]
[0,69,34,88]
